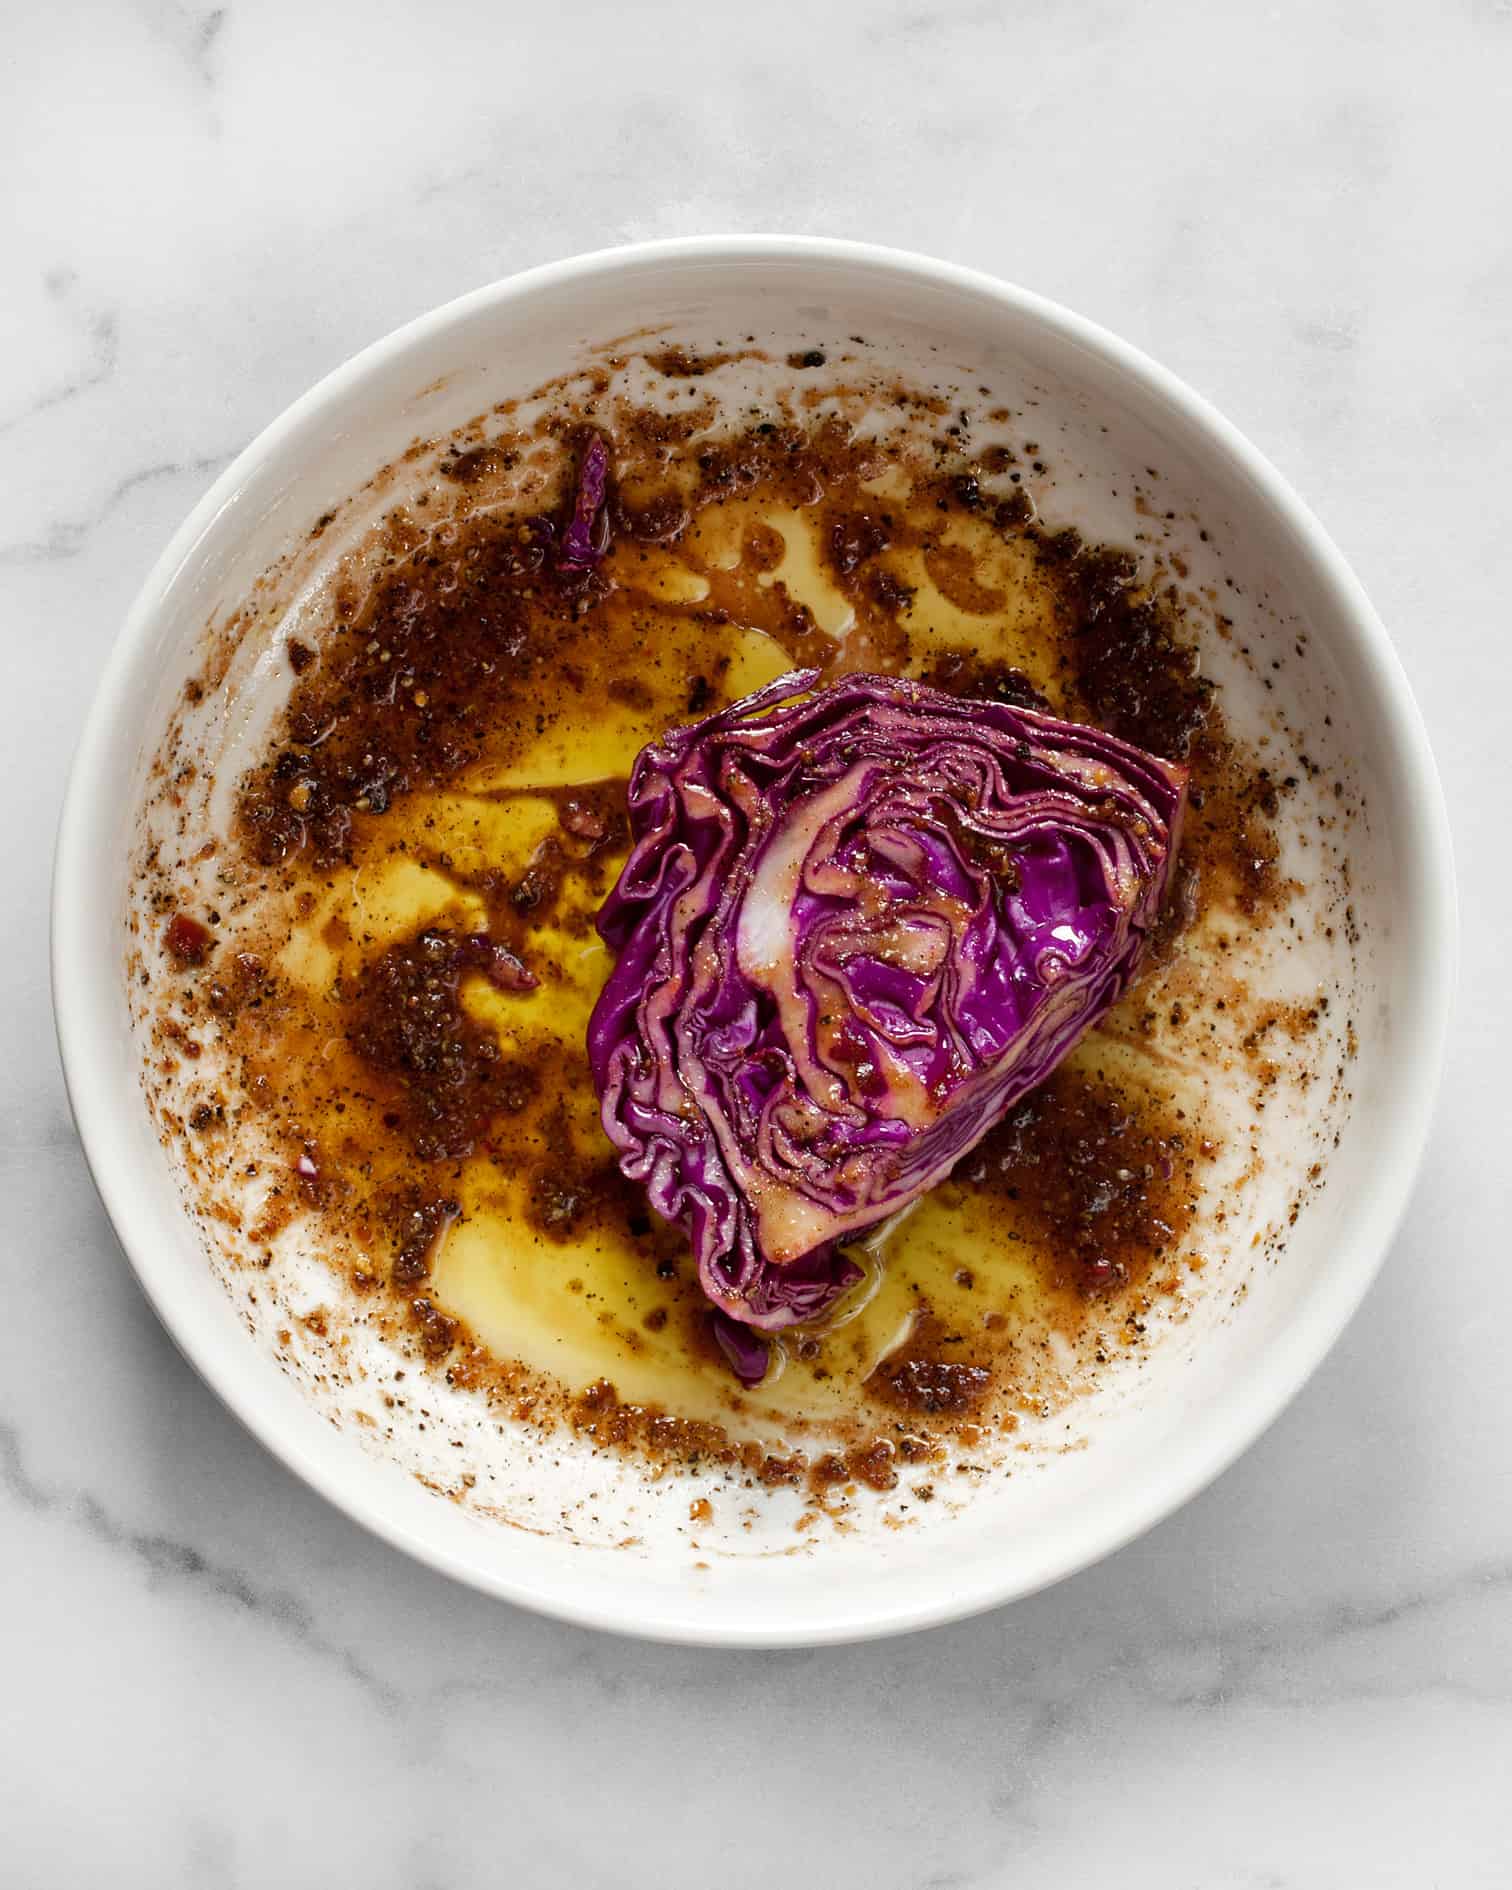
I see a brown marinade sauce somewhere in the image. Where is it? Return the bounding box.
[158,370,1296,1482]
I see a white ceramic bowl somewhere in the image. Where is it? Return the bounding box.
[53,238,1454,1645]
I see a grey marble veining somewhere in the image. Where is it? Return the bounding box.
[3,2,1509,1883]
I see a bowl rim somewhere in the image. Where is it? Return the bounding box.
[51,234,1457,1646]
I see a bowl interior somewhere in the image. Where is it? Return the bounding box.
[54,242,1452,1644]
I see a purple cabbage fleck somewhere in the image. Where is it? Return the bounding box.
[587,671,1187,1379]
[558,433,611,571]
[709,1309,773,1388]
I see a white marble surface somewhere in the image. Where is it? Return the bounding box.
[3,1,1509,1882]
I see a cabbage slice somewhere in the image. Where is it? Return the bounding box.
[588,671,1187,1379]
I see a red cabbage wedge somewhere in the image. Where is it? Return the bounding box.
[588,672,1187,1384]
